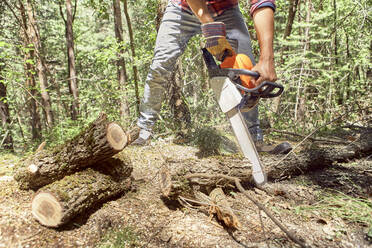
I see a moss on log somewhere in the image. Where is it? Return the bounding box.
[31,157,132,227]
[14,113,140,190]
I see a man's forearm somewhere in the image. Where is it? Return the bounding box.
[253,7,275,62]
[186,0,213,23]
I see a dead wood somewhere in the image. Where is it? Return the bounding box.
[164,129,372,191]
[186,173,309,248]
[31,157,132,227]
[209,188,241,229]
[14,113,140,190]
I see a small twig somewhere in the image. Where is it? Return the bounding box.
[258,209,270,248]
[234,179,309,248]
[270,129,348,145]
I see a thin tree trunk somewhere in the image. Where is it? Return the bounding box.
[19,0,42,140]
[0,3,14,151]
[283,0,299,40]
[113,0,130,120]
[294,0,311,124]
[0,64,14,151]
[123,0,140,115]
[273,0,299,115]
[169,61,191,129]
[62,0,79,120]
[26,0,54,127]
[333,0,342,106]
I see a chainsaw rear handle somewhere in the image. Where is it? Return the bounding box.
[202,48,284,99]
[235,79,283,98]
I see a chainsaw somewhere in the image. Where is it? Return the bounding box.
[202,48,284,186]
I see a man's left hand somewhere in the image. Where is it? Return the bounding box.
[251,58,277,87]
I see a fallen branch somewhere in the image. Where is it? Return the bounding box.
[270,129,348,145]
[185,173,309,248]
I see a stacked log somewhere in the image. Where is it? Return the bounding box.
[31,158,132,227]
[12,113,139,227]
[14,113,139,190]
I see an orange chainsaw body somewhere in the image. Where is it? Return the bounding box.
[220,53,255,89]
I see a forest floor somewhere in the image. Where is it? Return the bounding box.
[0,134,371,248]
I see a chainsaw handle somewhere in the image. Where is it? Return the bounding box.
[224,68,283,98]
[234,79,283,98]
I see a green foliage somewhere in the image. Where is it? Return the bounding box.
[192,126,223,155]
[98,227,140,248]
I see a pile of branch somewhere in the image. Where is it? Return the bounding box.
[14,113,139,227]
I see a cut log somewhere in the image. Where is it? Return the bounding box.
[163,129,372,194]
[14,113,140,190]
[32,157,132,227]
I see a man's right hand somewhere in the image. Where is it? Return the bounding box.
[201,22,234,61]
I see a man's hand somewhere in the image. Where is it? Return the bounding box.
[251,57,277,87]
[251,7,276,87]
[201,22,234,61]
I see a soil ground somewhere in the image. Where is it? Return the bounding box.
[0,137,371,248]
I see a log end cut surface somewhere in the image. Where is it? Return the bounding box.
[32,192,62,227]
[107,123,127,151]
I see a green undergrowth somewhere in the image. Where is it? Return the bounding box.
[295,191,372,229]
[97,227,140,248]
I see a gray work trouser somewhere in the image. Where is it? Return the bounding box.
[137,2,263,141]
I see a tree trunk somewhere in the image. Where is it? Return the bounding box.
[294,0,311,124]
[123,0,140,115]
[283,0,299,40]
[19,0,42,140]
[26,0,54,127]
[32,157,132,227]
[14,113,140,190]
[168,61,191,130]
[113,0,130,119]
[273,0,299,114]
[0,64,14,151]
[163,129,372,197]
[0,2,13,151]
[64,0,79,120]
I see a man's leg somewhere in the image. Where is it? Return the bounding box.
[135,3,201,144]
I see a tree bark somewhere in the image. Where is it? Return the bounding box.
[123,0,140,115]
[14,113,140,190]
[168,61,191,130]
[62,0,79,120]
[294,0,311,124]
[19,0,42,140]
[113,0,130,119]
[0,63,14,151]
[272,0,300,114]
[283,0,299,40]
[0,2,13,151]
[26,0,54,127]
[32,157,132,227]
